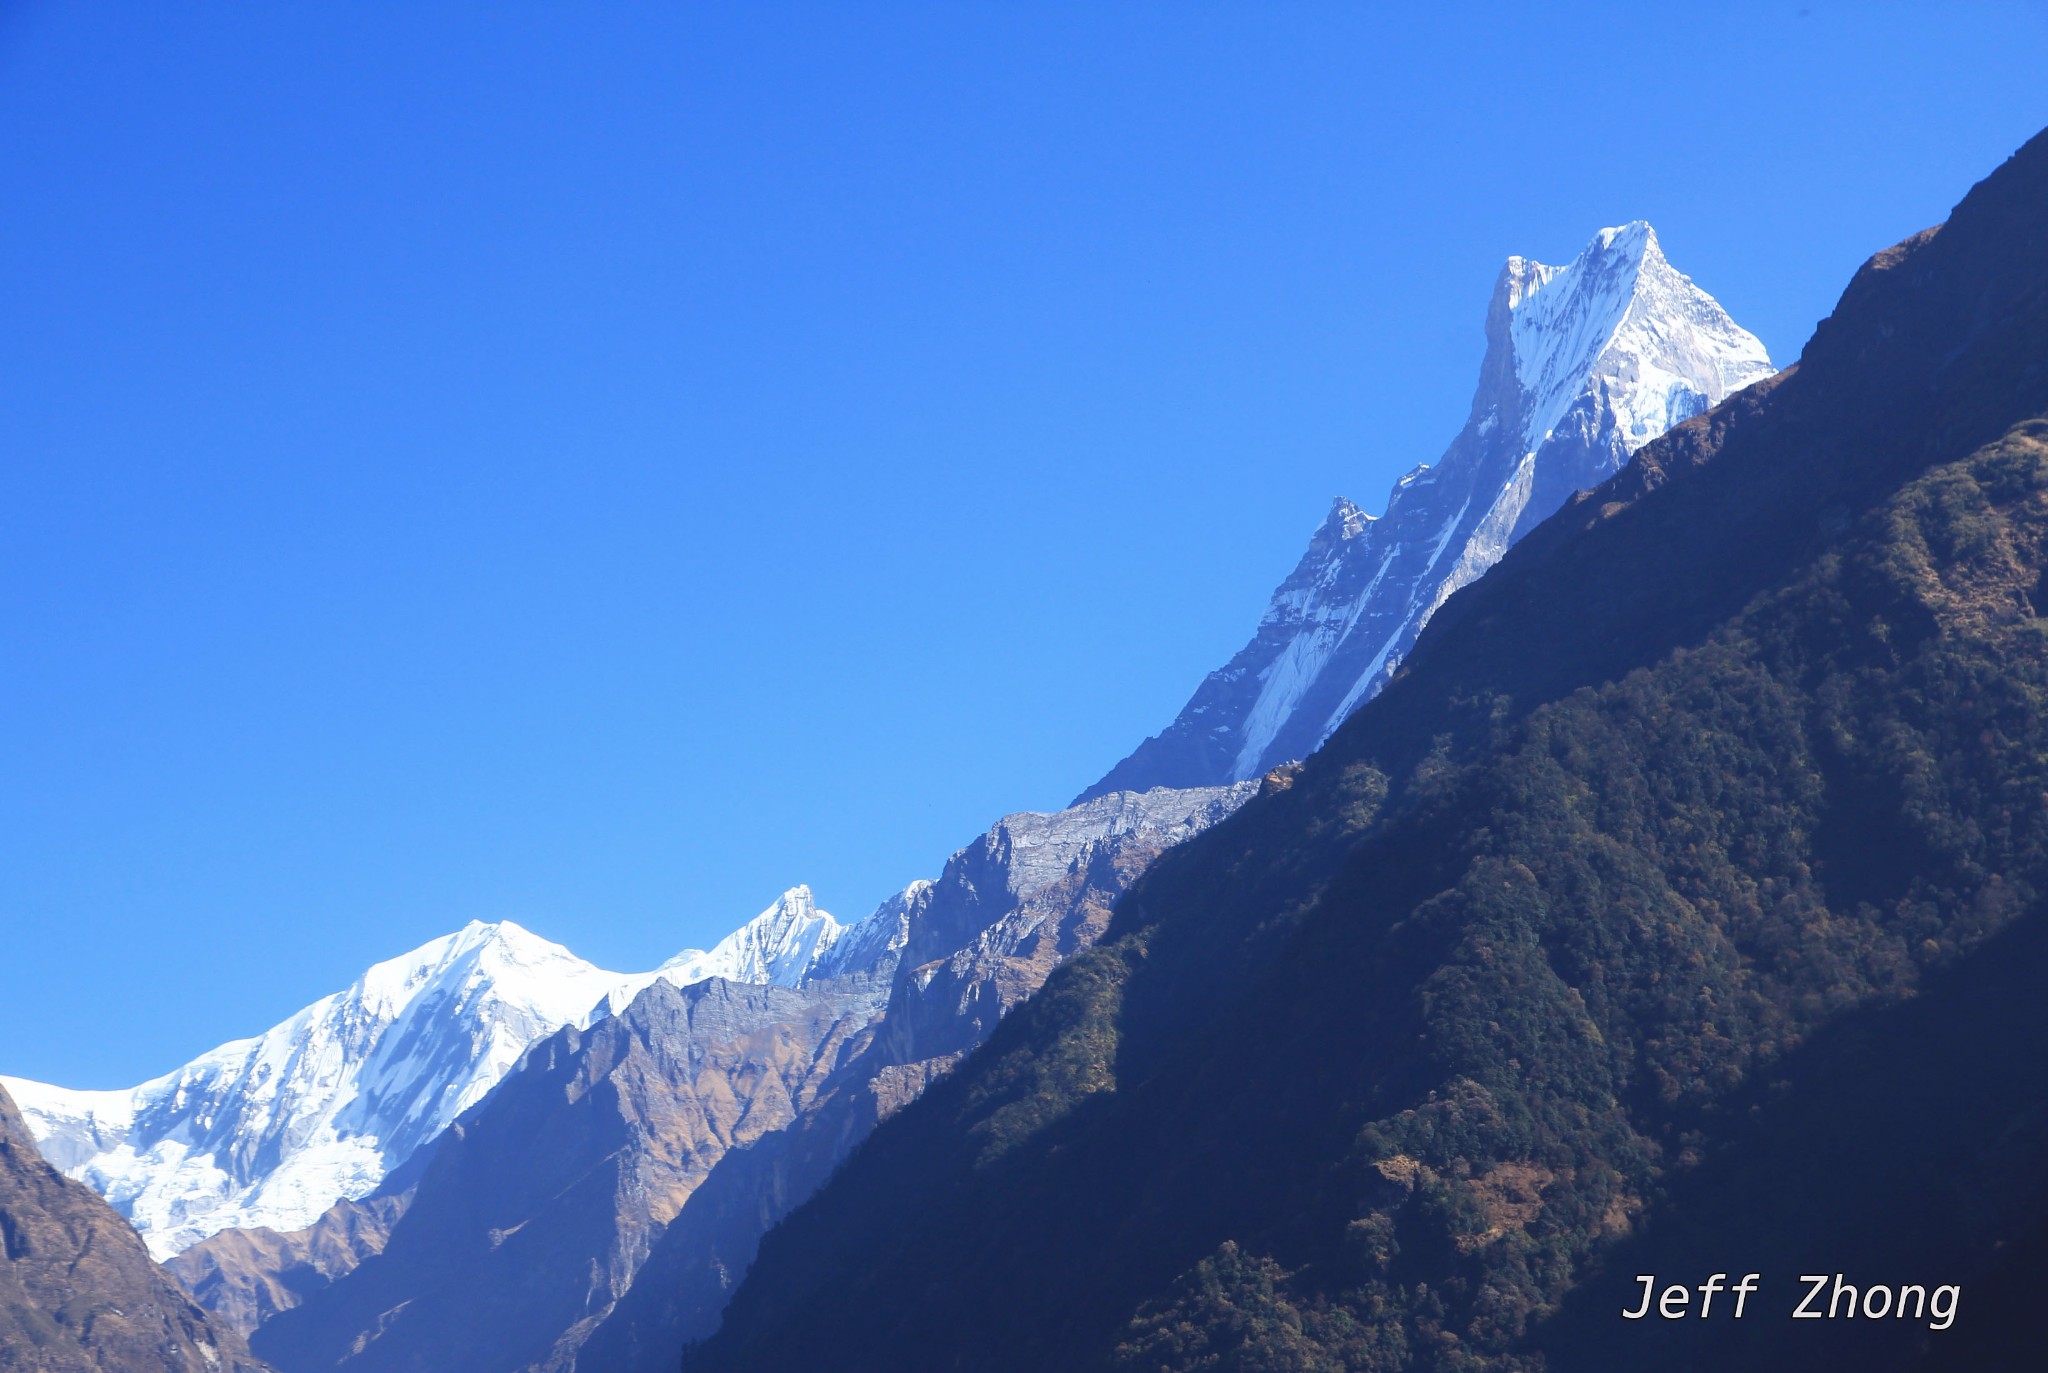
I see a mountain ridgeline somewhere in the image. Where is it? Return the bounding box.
[678,131,2048,1373]
[8,146,2028,1373]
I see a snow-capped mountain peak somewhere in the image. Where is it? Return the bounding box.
[0,922,645,1257]
[359,919,614,1023]
[0,896,849,1257]
[1507,220,1769,459]
[658,886,845,989]
[1081,222,1774,801]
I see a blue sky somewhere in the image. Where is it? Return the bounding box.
[5,3,2046,1087]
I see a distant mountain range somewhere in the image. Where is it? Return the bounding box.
[2,214,1788,1373]
[238,784,1255,1373]
[1,887,848,1258]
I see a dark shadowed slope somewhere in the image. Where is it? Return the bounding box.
[0,1083,272,1373]
[574,785,1251,1372]
[679,128,2048,1373]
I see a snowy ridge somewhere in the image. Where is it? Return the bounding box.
[657,886,844,990]
[811,880,931,983]
[806,789,1262,991]
[2,890,846,1257]
[1081,222,1774,802]
[1224,498,1383,781]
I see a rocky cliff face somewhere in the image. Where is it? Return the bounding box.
[247,975,888,1373]
[573,782,1258,1373]
[164,1165,422,1339]
[861,784,1259,1083]
[0,1082,272,1373]
[213,785,1249,1373]
[1083,222,1773,801]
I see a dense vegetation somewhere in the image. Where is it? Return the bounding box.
[1111,419,2048,1373]
[674,129,2048,1373]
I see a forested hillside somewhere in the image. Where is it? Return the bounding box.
[675,129,2048,1373]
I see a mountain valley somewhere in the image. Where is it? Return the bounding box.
[9,169,2007,1373]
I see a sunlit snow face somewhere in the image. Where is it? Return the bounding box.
[1193,221,1773,789]
[1508,222,1773,459]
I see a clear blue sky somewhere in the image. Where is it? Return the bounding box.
[5,3,2045,1087]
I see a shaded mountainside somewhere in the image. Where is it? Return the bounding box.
[0,1083,271,1373]
[1082,223,1772,802]
[575,784,1253,1373]
[248,976,886,1373]
[164,1136,436,1339]
[680,130,2048,1373]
